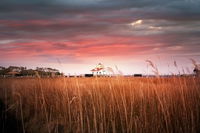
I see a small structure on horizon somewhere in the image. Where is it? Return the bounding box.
[134,74,142,77]
[7,71,20,77]
[84,74,94,77]
[5,66,25,77]
[90,63,119,76]
[193,64,200,77]
[91,63,106,76]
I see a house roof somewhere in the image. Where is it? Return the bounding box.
[91,68,103,72]
[91,63,105,72]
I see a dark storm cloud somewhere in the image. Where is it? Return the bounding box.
[1,0,200,20]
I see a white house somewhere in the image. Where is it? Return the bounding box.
[91,63,106,75]
[90,63,117,76]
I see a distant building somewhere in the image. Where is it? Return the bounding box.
[7,71,20,77]
[36,67,59,73]
[8,66,26,72]
[46,68,59,73]
[134,74,142,77]
[36,67,61,77]
[91,63,106,76]
[194,64,200,77]
[90,63,121,76]
[84,74,93,77]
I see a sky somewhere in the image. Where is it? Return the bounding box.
[0,0,200,75]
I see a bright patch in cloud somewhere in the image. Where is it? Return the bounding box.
[130,20,143,26]
[149,26,162,30]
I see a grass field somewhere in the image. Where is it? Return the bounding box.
[0,77,200,133]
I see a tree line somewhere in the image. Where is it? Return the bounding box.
[0,66,63,77]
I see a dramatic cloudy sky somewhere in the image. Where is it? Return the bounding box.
[0,0,200,75]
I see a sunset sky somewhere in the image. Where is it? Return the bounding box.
[0,0,200,75]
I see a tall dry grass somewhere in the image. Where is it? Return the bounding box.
[0,76,200,133]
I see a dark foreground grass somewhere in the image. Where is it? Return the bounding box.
[0,99,23,133]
